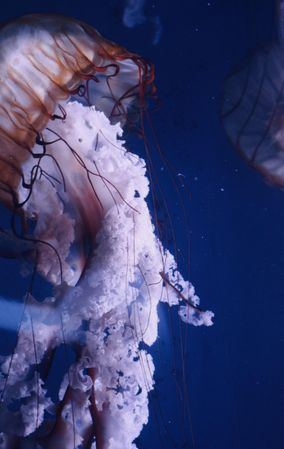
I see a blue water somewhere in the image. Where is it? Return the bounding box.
[0,1,283,449]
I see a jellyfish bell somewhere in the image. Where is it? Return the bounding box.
[0,13,213,449]
[0,13,154,286]
[221,4,284,188]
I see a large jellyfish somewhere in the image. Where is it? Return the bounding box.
[221,1,284,187]
[0,14,213,449]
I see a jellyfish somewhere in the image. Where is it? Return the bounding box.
[0,14,214,449]
[221,1,284,188]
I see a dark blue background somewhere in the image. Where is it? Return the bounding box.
[0,1,283,449]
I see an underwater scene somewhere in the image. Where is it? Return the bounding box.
[0,1,283,449]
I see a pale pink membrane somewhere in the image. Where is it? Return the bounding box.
[0,102,213,448]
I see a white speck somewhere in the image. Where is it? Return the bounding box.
[194,176,198,181]
[160,166,164,171]
[220,187,224,192]
[207,2,211,6]
[195,27,199,32]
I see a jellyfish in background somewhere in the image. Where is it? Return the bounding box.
[221,1,284,188]
[0,14,213,449]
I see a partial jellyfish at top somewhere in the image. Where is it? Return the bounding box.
[221,1,284,188]
[121,0,162,45]
[0,14,213,449]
